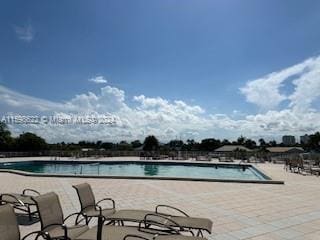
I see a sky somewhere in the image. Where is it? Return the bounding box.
[0,0,320,143]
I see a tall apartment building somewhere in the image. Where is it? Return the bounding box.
[282,135,296,146]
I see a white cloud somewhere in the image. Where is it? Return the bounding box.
[88,76,107,84]
[0,84,211,142]
[240,56,319,110]
[133,95,169,109]
[1,55,320,142]
[14,23,34,42]
[288,58,320,111]
[67,86,126,114]
[0,85,69,113]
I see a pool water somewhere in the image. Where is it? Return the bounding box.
[0,161,269,181]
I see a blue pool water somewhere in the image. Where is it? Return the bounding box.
[0,161,270,181]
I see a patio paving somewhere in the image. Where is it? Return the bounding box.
[1,163,320,239]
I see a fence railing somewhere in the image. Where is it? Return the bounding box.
[1,150,320,162]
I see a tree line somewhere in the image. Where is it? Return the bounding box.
[1,122,320,152]
[0,122,47,152]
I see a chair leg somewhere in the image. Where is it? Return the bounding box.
[97,216,104,240]
[28,205,32,221]
[196,230,203,237]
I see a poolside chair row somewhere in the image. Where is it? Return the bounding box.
[73,183,212,237]
[0,201,206,240]
[284,158,320,175]
[0,183,213,240]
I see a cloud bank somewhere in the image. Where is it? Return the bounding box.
[1,56,320,143]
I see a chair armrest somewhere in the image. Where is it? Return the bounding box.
[63,212,84,223]
[82,204,104,218]
[96,198,116,209]
[83,204,102,212]
[140,213,182,233]
[22,188,40,196]
[0,193,25,206]
[155,205,189,217]
[43,223,67,229]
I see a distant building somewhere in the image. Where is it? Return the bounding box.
[81,148,94,152]
[300,134,310,144]
[266,147,304,154]
[214,145,251,152]
[282,135,296,146]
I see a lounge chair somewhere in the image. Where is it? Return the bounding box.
[0,204,49,240]
[73,183,212,237]
[32,192,93,240]
[195,156,211,162]
[107,207,212,237]
[72,183,116,224]
[310,161,320,176]
[218,156,233,162]
[76,213,207,240]
[123,234,204,240]
[285,158,304,173]
[0,188,40,221]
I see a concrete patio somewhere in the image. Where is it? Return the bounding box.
[1,163,320,240]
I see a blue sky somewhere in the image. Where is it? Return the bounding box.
[1,0,320,143]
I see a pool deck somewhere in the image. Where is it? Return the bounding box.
[1,158,320,239]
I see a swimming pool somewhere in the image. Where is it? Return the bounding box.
[0,160,281,184]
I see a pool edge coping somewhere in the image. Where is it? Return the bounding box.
[0,167,285,185]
